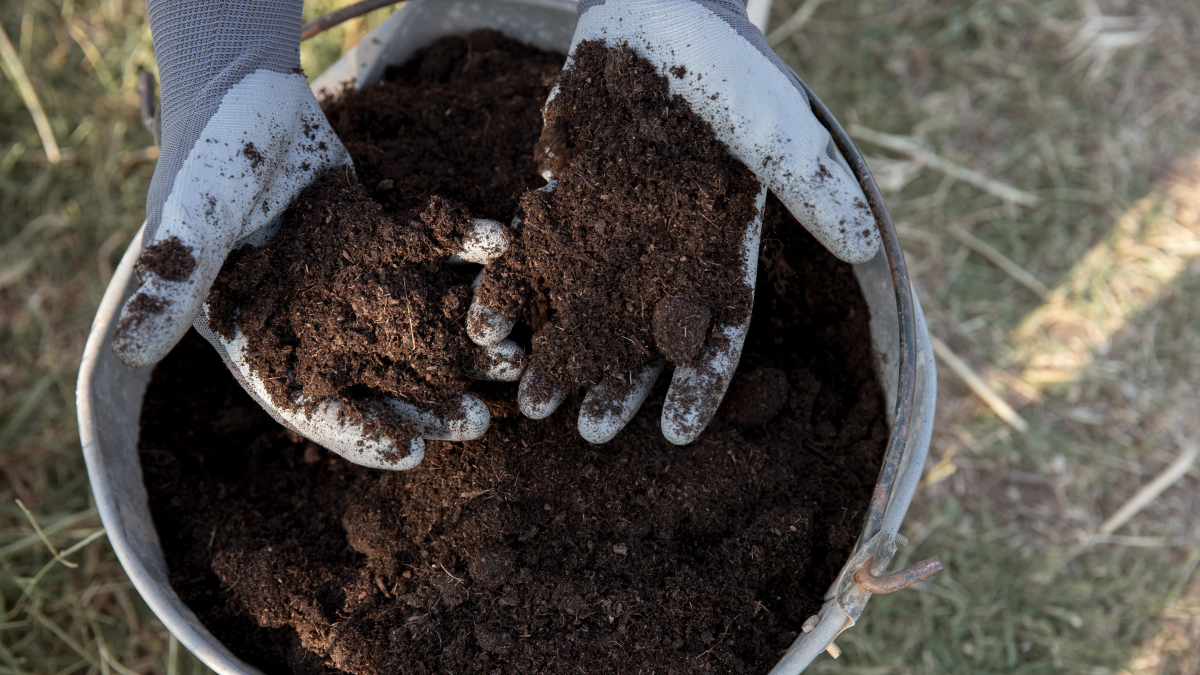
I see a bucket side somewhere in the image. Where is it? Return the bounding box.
[77,228,268,675]
[79,3,933,672]
[767,263,936,674]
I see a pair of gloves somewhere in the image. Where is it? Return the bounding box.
[114,0,879,470]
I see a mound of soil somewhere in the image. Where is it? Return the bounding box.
[141,194,887,675]
[204,31,562,441]
[322,30,562,219]
[476,41,761,401]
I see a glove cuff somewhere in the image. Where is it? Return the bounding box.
[145,0,304,245]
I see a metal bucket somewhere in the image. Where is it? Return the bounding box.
[76,1,937,672]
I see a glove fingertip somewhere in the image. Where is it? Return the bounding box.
[449,218,509,264]
[774,181,881,265]
[446,393,492,442]
[470,340,526,382]
[467,300,515,347]
[110,287,192,368]
[660,324,749,445]
[518,368,566,420]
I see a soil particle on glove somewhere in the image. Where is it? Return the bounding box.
[142,195,888,675]
[111,292,168,352]
[242,141,265,170]
[205,32,561,441]
[137,236,196,282]
[477,41,761,398]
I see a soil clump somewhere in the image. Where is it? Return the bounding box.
[205,32,562,439]
[141,194,888,675]
[476,41,761,401]
[207,171,479,437]
[137,237,197,282]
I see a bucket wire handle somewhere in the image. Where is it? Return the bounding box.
[301,0,401,41]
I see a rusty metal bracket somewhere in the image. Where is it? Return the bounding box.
[854,556,943,594]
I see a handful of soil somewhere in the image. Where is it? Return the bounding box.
[477,41,761,399]
[207,172,478,418]
[205,32,562,436]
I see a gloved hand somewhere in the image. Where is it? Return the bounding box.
[110,0,520,469]
[467,0,880,446]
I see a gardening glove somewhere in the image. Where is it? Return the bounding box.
[467,0,880,446]
[110,0,521,470]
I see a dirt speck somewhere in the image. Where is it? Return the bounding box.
[242,142,264,170]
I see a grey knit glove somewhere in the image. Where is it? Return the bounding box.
[110,0,513,469]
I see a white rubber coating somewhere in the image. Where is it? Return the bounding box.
[660,186,767,444]
[467,301,516,347]
[578,362,664,444]
[387,393,491,442]
[470,339,526,381]
[660,322,750,445]
[217,322,426,470]
[112,70,351,368]
[518,366,568,419]
[447,218,509,264]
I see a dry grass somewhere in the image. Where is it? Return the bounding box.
[765,0,1200,672]
[0,0,180,671]
[0,2,385,673]
[2,0,1198,673]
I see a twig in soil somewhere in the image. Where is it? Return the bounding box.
[850,124,1040,206]
[929,336,1030,433]
[0,23,60,163]
[696,623,732,658]
[439,563,465,584]
[1098,435,1198,536]
[620,335,653,357]
[403,277,416,351]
